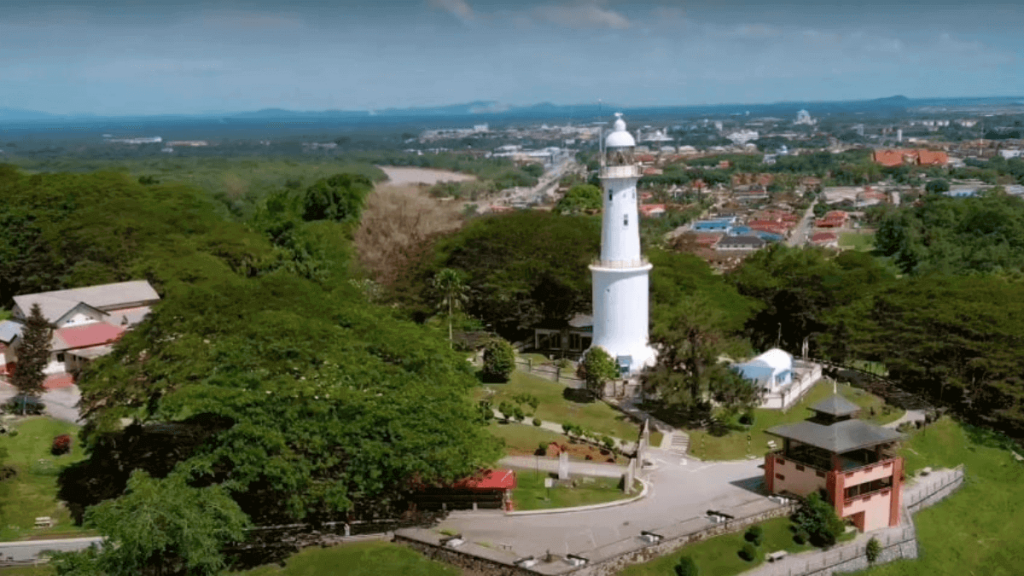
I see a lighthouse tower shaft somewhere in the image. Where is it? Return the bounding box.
[588,114,656,375]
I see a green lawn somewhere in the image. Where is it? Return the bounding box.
[0,567,54,576]
[839,232,875,251]
[511,468,637,512]
[853,418,1022,576]
[479,371,641,442]
[229,541,460,576]
[687,382,903,461]
[0,308,10,321]
[618,517,817,576]
[0,417,93,541]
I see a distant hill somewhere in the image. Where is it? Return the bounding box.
[0,108,58,121]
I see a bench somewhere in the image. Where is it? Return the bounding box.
[34,516,53,528]
[766,550,788,562]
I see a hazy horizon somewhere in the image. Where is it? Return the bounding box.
[3,0,1022,117]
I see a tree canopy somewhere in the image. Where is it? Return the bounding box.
[553,184,602,215]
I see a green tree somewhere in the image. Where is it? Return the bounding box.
[554,184,602,215]
[792,492,845,547]
[482,338,515,382]
[11,303,51,413]
[302,173,372,223]
[51,471,250,576]
[432,268,469,345]
[429,211,600,338]
[578,347,618,398]
[925,179,950,193]
[866,536,882,563]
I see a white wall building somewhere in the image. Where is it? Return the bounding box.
[588,114,657,375]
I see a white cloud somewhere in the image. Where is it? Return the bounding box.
[534,2,630,30]
[427,0,475,22]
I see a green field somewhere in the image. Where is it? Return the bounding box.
[0,417,93,541]
[230,541,460,576]
[0,566,54,576]
[686,382,903,461]
[839,232,875,251]
[854,418,1022,576]
[479,371,642,442]
[511,468,636,511]
[618,516,818,576]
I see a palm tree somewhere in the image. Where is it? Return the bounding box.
[433,268,468,345]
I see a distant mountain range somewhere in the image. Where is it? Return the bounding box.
[2,95,1021,125]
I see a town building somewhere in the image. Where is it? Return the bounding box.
[715,235,766,251]
[765,396,905,532]
[0,281,160,386]
[588,114,657,375]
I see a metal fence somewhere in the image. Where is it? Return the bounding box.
[515,359,585,389]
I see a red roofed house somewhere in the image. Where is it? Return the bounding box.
[639,204,667,218]
[0,281,159,388]
[917,150,948,166]
[809,232,839,248]
[815,211,849,228]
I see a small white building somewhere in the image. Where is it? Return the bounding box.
[734,348,794,392]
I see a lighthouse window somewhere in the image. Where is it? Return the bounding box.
[623,214,629,227]
[608,190,612,201]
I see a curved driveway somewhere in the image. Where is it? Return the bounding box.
[438,449,777,559]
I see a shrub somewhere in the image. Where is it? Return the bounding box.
[513,406,526,422]
[533,418,542,427]
[481,339,515,382]
[793,530,807,545]
[577,347,618,397]
[866,537,882,563]
[497,401,514,422]
[739,542,758,561]
[51,434,72,456]
[562,422,573,435]
[674,556,699,576]
[745,525,764,546]
[536,442,547,456]
[739,411,755,426]
[601,436,616,452]
[792,492,845,547]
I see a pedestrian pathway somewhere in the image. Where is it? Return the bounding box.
[490,409,637,453]
[498,455,625,478]
[884,409,926,430]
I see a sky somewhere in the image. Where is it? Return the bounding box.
[1,0,1022,116]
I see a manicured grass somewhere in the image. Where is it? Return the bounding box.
[230,541,460,576]
[511,468,636,512]
[0,417,92,541]
[517,353,552,366]
[687,382,903,461]
[0,567,55,576]
[486,422,629,464]
[839,232,875,251]
[479,371,641,441]
[618,517,816,576]
[854,418,1023,576]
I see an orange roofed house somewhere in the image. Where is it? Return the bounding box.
[873,149,948,168]
[764,395,905,532]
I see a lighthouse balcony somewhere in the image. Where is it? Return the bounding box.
[590,257,650,269]
[600,165,642,179]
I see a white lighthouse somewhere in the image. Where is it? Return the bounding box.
[588,114,656,375]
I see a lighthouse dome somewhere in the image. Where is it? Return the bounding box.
[605,114,635,148]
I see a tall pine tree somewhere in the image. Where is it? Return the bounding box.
[12,303,51,413]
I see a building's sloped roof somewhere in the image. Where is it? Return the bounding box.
[767,419,903,453]
[717,235,766,248]
[13,281,159,324]
[0,320,22,344]
[452,469,516,491]
[811,394,861,417]
[53,323,126,351]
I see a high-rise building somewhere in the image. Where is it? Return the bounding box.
[588,114,656,375]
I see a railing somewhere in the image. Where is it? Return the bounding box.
[590,258,651,269]
[843,486,892,507]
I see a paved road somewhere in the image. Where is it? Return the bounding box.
[439,449,778,559]
[0,382,82,424]
[0,536,102,562]
[787,198,818,247]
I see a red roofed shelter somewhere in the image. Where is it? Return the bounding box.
[411,469,517,512]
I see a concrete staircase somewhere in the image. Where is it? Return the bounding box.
[667,432,690,455]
